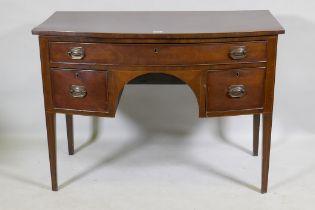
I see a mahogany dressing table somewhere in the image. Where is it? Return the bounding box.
[32,11,284,193]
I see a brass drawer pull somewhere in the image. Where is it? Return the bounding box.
[69,85,87,98]
[230,46,247,60]
[228,85,246,98]
[68,47,85,60]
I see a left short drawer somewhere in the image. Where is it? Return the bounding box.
[50,69,108,112]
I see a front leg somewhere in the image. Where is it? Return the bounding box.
[261,112,273,193]
[45,112,58,191]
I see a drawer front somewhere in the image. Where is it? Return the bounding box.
[50,42,267,65]
[207,68,265,112]
[51,69,108,112]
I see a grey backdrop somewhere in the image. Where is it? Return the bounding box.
[0,0,314,144]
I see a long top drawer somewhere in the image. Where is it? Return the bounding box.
[49,41,267,66]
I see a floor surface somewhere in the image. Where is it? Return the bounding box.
[0,126,314,210]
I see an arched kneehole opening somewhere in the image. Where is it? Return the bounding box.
[118,72,200,133]
[112,71,203,117]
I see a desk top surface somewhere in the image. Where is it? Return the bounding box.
[32,11,284,39]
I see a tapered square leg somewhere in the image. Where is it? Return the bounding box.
[253,114,260,156]
[45,112,58,191]
[261,113,272,193]
[65,114,74,155]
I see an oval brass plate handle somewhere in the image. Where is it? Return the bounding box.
[69,85,87,98]
[228,85,246,98]
[68,47,85,60]
[230,46,247,60]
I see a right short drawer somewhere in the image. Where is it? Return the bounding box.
[206,68,266,112]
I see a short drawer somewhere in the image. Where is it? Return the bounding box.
[49,42,267,65]
[51,69,108,112]
[206,68,265,112]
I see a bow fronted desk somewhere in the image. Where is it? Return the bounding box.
[32,11,284,193]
